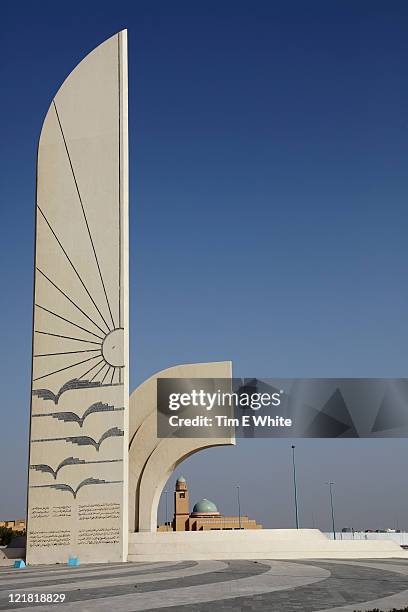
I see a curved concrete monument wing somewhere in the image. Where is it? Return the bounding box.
[128,362,235,533]
[27,31,129,565]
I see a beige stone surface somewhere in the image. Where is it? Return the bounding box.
[26,31,129,565]
[128,529,408,562]
[128,362,235,533]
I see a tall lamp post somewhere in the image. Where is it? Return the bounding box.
[326,482,336,540]
[236,485,242,529]
[164,489,168,531]
[291,445,299,529]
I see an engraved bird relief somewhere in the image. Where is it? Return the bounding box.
[30,457,123,479]
[30,477,123,499]
[32,426,124,451]
[32,378,121,405]
[32,379,104,404]
[33,401,124,427]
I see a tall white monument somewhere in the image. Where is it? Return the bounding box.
[26,31,129,564]
[24,28,404,568]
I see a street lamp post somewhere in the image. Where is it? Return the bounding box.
[236,485,242,529]
[326,482,336,540]
[291,445,299,529]
[164,489,168,531]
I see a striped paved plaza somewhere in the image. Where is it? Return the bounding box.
[2,558,408,611]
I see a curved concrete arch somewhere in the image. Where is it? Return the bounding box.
[128,362,235,532]
[139,438,232,532]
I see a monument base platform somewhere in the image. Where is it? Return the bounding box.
[128,529,408,562]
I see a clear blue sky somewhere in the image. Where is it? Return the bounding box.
[1,0,408,530]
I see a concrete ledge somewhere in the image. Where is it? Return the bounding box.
[0,547,25,566]
[128,529,408,562]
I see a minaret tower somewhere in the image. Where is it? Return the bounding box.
[173,476,190,531]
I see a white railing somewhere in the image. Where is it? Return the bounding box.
[324,532,408,545]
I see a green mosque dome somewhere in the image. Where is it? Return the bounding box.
[176,476,186,483]
[192,498,218,513]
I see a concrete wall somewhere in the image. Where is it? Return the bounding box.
[128,529,408,562]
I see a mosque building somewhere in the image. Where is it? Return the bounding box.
[158,476,262,531]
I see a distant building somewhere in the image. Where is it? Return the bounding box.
[158,476,262,531]
[0,519,26,532]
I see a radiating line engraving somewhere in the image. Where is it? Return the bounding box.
[53,100,116,331]
[36,205,111,333]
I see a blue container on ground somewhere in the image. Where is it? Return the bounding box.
[14,560,25,569]
[68,557,79,566]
